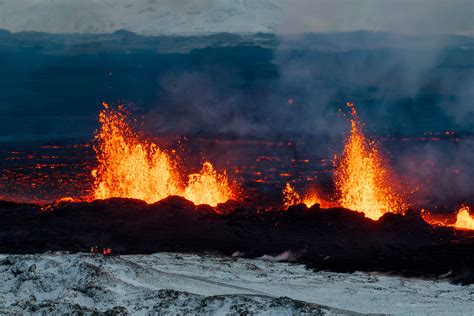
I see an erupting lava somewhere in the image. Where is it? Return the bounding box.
[93,103,181,202]
[454,206,474,230]
[421,206,474,231]
[184,162,234,207]
[334,102,405,220]
[92,103,234,206]
[283,183,333,209]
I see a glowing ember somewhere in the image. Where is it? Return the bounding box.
[283,183,327,209]
[454,206,474,230]
[334,102,405,220]
[92,103,234,206]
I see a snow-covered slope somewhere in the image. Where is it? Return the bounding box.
[0,0,281,35]
[0,252,473,314]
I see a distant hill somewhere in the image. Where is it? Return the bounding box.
[0,29,278,54]
[0,28,472,55]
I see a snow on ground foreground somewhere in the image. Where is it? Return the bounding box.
[0,252,472,315]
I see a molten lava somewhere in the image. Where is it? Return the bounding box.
[184,162,234,206]
[421,206,474,231]
[92,103,182,202]
[334,102,405,220]
[420,209,452,228]
[283,183,332,209]
[283,183,306,208]
[92,103,234,206]
[454,206,474,230]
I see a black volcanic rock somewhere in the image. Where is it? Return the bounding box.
[152,195,196,211]
[379,209,432,231]
[1,198,474,284]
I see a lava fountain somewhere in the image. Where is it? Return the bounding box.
[92,103,235,206]
[282,183,334,209]
[184,162,234,207]
[283,183,314,208]
[454,206,474,230]
[421,206,474,231]
[334,102,405,220]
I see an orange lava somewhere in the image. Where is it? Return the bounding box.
[421,207,474,231]
[41,196,76,212]
[420,209,452,227]
[454,206,474,230]
[184,162,234,207]
[92,103,234,206]
[283,183,333,209]
[334,102,405,220]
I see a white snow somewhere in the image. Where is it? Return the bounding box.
[0,252,473,314]
[0,0,282,35]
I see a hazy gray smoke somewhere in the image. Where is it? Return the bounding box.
[145,70,272,137]
[438,72,474,127]
[274,0,473,134]
[396,137,474,208]
[275,31,473,205]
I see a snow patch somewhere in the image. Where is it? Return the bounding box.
[0,0,283,35]
[0,252,473,314]
[258,250,299,262]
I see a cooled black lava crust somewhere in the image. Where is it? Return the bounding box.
[1,197,473,284]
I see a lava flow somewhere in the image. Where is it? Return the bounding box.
[92,103,235,206]
[334,102,406,220]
